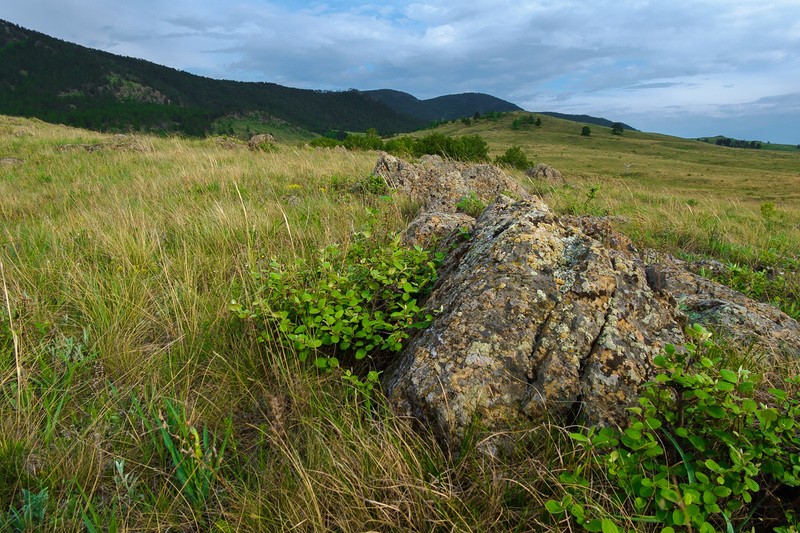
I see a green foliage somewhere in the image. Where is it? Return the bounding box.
[233,209,444,368]
[0,488,49,531]
[311,131,489,162]
[581,126,591,137]
[342,369,381,413]
[355,173,390,195]
[511,113,541,130]
[412,133,489,161]
[494,145,533,170]
[133,397,230,510]
[455,191,487,218]
[611,122,625,135]
[548,324,800,532]
[156,399,230,509]
[383,135,417,155]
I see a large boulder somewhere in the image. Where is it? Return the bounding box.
[378,155,799,454]
[384,196,684,453]
[373,152,527,214]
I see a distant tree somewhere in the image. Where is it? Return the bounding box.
[611,122,624,135]
[581,126,591,137]
[534,117,542,127]
[473,111,481,120]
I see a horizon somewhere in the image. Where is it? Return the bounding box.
[3,1,800,145]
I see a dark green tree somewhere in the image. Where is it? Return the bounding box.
[581,126,591,136]
[611,122,624,135]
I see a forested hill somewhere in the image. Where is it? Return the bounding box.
[0,20,425,135]
[364,89,523,122]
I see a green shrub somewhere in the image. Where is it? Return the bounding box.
[548,324,800,532]
[232,209,444,369]
[311,131,490,163]
[494,145,533,170]
[383,135,416,155]
[455,192,486,218]
[412,133,489,162]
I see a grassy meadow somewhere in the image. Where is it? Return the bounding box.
[1,113,799,531]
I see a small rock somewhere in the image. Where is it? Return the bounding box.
[248,133,276,150]
[525,163,565,185]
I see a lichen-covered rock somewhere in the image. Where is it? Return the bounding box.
[384,195,684,453]
[379,154,798,455]
[248,133,276,149]
[401,210,476,248]
[373,153,527,213]
[644,252,800,360]
[526,163,565,185]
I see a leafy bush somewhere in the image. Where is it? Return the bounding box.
[494,145,533,170]
[309,131,489,163]
[548,324,800,532]
[511,114,540,130]
[581,126,591,137]
[455,192,486,218]
[232,210,444,369]
[412,133,489,162]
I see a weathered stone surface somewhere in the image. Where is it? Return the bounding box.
[644,252,800,360]
[526,163,564,185]
[385,194,684,453]
[373,152,527,213]
[248,133,276,149]
[401,210,475,248]
[0,157,24,166]
[379,154,799,454]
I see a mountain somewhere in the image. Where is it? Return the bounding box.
[0,20,424,135]
[536,112,638,131]
[364,89,523,122]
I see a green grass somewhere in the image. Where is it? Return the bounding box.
[211,112,318,143]
[1,114,798,530]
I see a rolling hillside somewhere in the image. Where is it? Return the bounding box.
[364,89,522,122]
[0,19,424,135]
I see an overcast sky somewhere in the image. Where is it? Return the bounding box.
[4,1,800,143]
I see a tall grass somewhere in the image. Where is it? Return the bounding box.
[1,115,798,530]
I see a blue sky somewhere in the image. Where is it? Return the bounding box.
[4,0,800,143]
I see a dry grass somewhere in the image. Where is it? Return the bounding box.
[1,114,798,531]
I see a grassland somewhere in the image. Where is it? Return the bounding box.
[1,113,799,531]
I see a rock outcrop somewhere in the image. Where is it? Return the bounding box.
[248,133,276,150]
[525,163,565,185]
[644,252,800,361]
[377,154,799,454]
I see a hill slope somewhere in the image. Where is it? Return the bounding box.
[0,19,424,135]
[364,89,522,122]
[537,112,637,131]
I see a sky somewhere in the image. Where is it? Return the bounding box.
[4,1,800,144]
